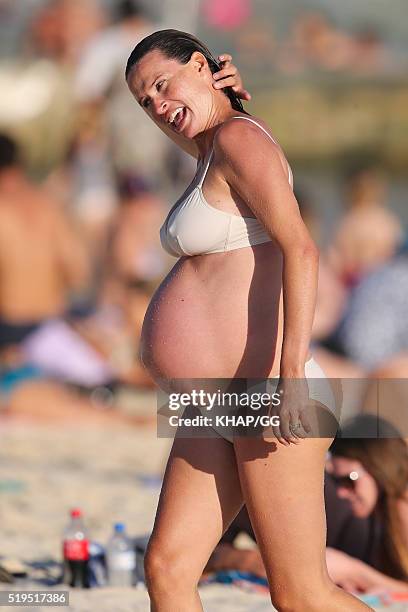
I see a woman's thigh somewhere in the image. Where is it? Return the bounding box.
[147,432,244,580]
[233,436,334,592]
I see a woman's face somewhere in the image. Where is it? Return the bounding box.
[127,49,217,139]
[326,456,379,518]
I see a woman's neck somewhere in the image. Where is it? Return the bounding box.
[194,98,240,159]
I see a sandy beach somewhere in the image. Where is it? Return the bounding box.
[0,392,406,611]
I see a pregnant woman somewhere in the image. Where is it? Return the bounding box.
[126,30,371,611]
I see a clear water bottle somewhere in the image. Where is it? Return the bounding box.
[105,523,136,587]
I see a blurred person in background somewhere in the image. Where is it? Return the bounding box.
[278,11,355,75]
[74,0,171,182]
[314,166,405,377]
[328,165,403,289]
[311,251,365,379]
[0,132,90,363]
[328,414,408,583]
[277,9,395,77]
[0,133,139,401]
[0,0,104,62]
[0,132,126,423]
[108,173,169,290]
[0,1,108,201]
[203,470,408,595]
[29,0,106,66]
[350,28,394,76]
[70,0,163,271]
[325,247,408,374]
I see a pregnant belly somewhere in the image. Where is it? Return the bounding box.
[140,249,283,384]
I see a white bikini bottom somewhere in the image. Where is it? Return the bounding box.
[200,357,339,444]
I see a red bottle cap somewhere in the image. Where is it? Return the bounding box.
[70,508,82,518]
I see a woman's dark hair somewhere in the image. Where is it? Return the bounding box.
[330,414,408,580]
[125,29,247,114]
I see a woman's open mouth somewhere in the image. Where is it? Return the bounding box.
[167,107,188,133]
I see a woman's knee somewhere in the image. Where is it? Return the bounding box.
[270,578,335,612]
[144,538,200,591]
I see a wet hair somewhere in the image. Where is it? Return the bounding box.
[330,414,408,580]
[125,29,247,114]
[0,133,18,173]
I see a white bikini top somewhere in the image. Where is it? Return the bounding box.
[160,116,293,258]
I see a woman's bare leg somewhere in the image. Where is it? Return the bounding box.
[144,432,243,612]
[233,434,373,611]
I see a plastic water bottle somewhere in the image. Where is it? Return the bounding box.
[105,523,136,587]
[62,508,90,588]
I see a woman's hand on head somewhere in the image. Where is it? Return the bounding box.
[212,54,251,101]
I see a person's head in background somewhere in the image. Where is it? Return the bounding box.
[107,172,166,286]
[328,160,402,286]
[114,0,147,25]
[327,413,408,579]
[30,0,106,64]
[345,163,388,210]
[125,29,247,141]
[116,172,164,224]
[0,133,22,192]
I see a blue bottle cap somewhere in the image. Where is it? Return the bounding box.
[114,522,125,533]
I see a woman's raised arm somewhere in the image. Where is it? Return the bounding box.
[214,118,319,444]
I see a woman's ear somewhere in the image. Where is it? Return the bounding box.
[190,51,209,74]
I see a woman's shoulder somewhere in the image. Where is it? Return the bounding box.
[213,114,281,164]
[216,114,279,143]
